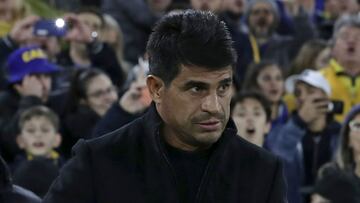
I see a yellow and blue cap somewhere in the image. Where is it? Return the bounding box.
[6,46,60,84]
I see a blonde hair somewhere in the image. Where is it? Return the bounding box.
[102,14,131,73]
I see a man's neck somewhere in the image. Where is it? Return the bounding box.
[162,126,209,152]
[308,115,327,133]
[337,59,360,77]
[70,45,91,66]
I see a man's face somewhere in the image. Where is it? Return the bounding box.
[73,12,103,52]
[17,116,61,157]
[232,98,270,147]
[248,2,275,38]
[332,26,360,66]
[191,0,224,13]
[78,12,102,34]
[151,65,233,151]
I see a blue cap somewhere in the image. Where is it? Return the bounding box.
[6,46,60,84]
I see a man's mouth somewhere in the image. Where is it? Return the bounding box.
[347,46,356,54]
[257,18,268,27]
[197,120,221,131]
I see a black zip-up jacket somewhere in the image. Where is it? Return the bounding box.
[44,105,287,203]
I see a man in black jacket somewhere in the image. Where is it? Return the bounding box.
[44,10,287,203]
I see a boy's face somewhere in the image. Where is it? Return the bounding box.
[232,98,270,147]
[17,116,61,157]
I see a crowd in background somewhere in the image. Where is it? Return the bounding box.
[0,0,359,202]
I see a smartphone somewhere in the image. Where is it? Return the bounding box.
[33,18,67,37]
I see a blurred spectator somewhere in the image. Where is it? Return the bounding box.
[58,10,126,87]
[320,14,360,122]
[271,70,341,203]
[231,91,271,147]
[0,46,63,163]
[93,58,151,137]
[242,61,288,150]
[0,154,41,203]
[12,106,62,198]
[0,16,39,89]
[62,68,118,157]
[101,14,132,74]
[101,0,161,64]
[284,39,331,113]
[0,0,30,37]
[190,0,224,13]
[289,39,329,76]
[311,105,360,203]
[235,0,316,84]
[315,0,359,39]
[220,0,247,33]
[0,16,62,90]
[148,0,172,14]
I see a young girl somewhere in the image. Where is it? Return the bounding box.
[242,60,288,149]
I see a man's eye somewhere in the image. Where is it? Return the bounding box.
[218,84,231,95]
[219,84,230,91]
[190,86,202,93]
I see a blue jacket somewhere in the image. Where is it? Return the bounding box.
[270,113,340,203]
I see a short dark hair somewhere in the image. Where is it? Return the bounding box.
[19,106,60,132]
[146,10,237,86]
[76,6,105,27]
[231,91,272,122]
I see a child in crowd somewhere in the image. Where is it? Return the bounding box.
[242,60,288,149]
[0,46,61,163]
[12,105,62,197]
[231,91,272,147]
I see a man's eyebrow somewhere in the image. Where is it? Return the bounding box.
[219,77,233,85]
[182,81,209,90]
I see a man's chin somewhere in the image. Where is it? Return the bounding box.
[195,131,222,145]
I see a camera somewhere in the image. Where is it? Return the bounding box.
[328,100,344,115]
[33,18,67,37]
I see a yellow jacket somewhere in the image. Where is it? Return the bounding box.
[321,59,360,122]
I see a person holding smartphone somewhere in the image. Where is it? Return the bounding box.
[270,69,341,203]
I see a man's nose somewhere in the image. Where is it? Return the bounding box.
[201,93,221,114]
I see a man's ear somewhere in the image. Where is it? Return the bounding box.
[52,133,62,148]
[146,75,165,104]
[16,135,26,149]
